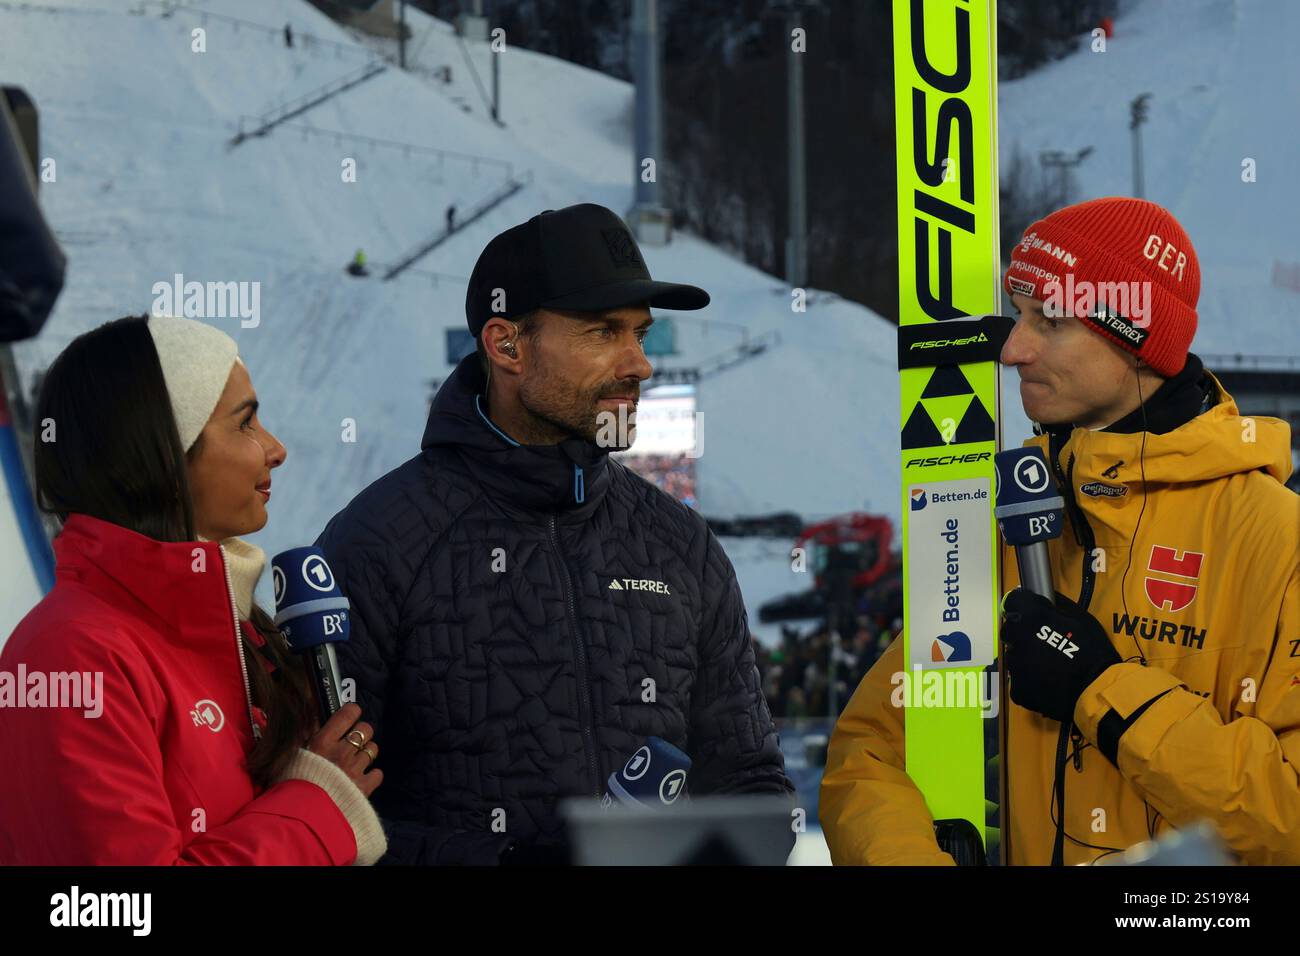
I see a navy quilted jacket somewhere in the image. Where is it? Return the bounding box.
[315,354,794,864]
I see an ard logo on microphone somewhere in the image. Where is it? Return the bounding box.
[624,746,651,780]
[659,769,687,805]
[301,554,336,592]
[1013,453,1051,495]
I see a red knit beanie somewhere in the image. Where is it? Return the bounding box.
[1003,197,1199,376]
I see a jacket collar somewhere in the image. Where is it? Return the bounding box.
[197,533,266,620]
[54,513,239,637]
[1036,353,1215,444]
[420,353,613,520]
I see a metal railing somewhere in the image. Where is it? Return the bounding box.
[247,119,515,180]
[382,171,532,281]
[229,62,387,147]
[647,330,783,384]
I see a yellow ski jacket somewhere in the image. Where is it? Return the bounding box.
[821,372,1300,864]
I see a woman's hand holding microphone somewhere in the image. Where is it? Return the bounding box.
[307,703,382,797]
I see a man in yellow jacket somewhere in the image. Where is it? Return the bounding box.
[821,197,1300,865]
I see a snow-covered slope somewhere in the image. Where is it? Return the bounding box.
[1,0,1294,643]
[0,0,902,638]
[998,0,1300,357]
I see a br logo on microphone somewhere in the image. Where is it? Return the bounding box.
[1028,513,1057,536]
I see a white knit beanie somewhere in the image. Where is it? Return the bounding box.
[146,316,240,452]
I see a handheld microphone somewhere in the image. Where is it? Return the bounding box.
[994,447,1065,601]
[272,547,351,725]
[601,737,691,810]
[995,446,1078,869]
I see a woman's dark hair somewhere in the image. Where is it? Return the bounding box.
[34,314,314,788]
[35,315,196,541]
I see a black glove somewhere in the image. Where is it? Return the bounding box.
[1000,588,1121,723]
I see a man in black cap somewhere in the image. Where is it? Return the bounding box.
[316,204,794,864]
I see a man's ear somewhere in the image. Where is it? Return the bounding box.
[482,318,521,368]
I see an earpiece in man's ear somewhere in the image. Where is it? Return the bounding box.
[499,321,521,359]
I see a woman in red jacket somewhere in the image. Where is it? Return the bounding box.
[0,314,387,865]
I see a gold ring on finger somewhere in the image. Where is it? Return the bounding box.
[362,744,377,767]
[346,729,367,750]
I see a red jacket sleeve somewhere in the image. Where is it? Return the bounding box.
[0,621,357,866]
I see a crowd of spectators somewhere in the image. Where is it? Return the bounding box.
[753,617,901,721]
[618,452,697,507]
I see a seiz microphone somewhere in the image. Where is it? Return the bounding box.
[601,737,691,810]
[994,447,1065,601]
[272,547,351,725]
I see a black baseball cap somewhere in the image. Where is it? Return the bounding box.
[465,203,710,337]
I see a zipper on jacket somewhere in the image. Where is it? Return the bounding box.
[573,464,585,504]
[1070,726,1085,772]
[548,515,599,798]
[220,544,261,741]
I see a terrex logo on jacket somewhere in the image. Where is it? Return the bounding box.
[607,577,672,595]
